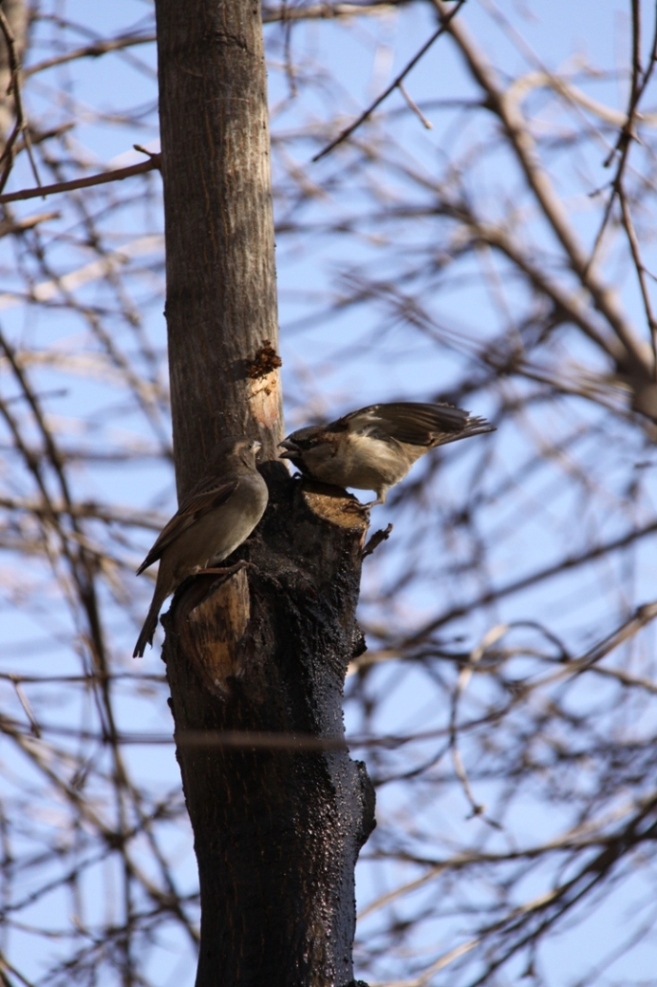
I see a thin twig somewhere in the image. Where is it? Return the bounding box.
[312,0,467,161]
[0,153,161,203]
[24,32,156,78]
[399,82,433,129]
[431,0,649,373]
[618,187,657,359]
[0,209,59,236]
[263,1,415,24]
[587,0,657,288]
[448,625,507,823]
[0,6,40,193]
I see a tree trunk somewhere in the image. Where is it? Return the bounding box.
[155,0,281,485]
[154,1,375,984]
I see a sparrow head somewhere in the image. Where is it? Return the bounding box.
[212,435,262,471]
[279,425,323,451]
[278,426,329,472]
[277,440,298,461]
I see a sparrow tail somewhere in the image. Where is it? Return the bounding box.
[133,587,167,658]
[437,416,496,445]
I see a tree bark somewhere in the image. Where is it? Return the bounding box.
[164,475,375,986]
[155,0,281,486]
[154,1,375,984]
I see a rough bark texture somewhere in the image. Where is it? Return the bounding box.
[154,1,375,984]
[155,0,281,489]
[164,472,375,986]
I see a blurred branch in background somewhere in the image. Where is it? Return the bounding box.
[0,1,657,985]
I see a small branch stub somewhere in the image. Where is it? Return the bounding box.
[362,523,393,558]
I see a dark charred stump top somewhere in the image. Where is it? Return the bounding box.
[164,463,376,987]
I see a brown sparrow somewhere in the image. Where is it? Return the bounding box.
[134,436,268,657]
[279,401,494,505]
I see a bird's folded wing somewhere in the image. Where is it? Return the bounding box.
[136,479,239,573]
[343,402,472,446]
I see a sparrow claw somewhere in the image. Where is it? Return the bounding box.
[198,560,257,578]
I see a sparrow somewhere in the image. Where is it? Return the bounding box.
[279,401,494,505]
[133,436,268,658]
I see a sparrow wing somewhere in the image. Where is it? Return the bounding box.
[340,402,483,446]
[136,479,239,574]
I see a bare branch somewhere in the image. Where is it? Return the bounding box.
[0,153,160,203]
[312,0,467,161]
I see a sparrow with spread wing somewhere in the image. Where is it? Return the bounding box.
[279,401,494,505]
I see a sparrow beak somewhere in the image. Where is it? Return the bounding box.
[278,440,298,460]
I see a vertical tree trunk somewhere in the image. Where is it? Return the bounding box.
[155,0,281,485]
[154,2,375,985]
